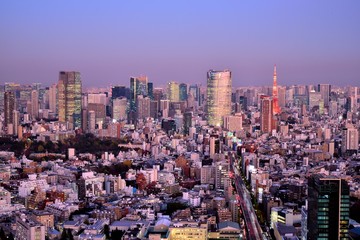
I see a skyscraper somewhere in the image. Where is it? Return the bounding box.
[179,83,188,101]
[58,71,82,129]
[318,84,331,107]
[111,85,127,100]
[30,90,39,120]
[342,126,359,154]
[260,96,274,133]
[49,84,57,114]
[168,81,180,102]
[272,65,280,114]
[206,70,232,126]
[4,91,15,130]
[129,76,148,123]
[307,174,350,240]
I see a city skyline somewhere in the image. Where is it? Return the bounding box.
[1,1,360,87]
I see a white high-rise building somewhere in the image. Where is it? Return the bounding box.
[207,70,232,126]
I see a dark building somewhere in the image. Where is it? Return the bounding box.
[4,91,15,129]
[239,96,247,111]
[179,83,188,101]
[111,86,127,99]
[161,119,176,135]
[150,100,159,120]
[147,82,154,100]
[183,111,193,135]
[307,174,350,240]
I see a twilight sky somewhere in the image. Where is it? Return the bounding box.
[1,1,360,88]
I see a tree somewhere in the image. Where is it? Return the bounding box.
[0,228,6,240]
[104,224,110,239]
[60,229,68,240]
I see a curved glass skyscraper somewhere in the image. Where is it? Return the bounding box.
[207,70,232,126]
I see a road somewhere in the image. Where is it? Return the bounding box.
[230,153,264,240]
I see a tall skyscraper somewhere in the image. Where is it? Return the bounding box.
[58,71,82,129]
[318,84,331,107]
[30,90,39,120]
[272,65,280,114]
[129,76,148,123]
[49,84,57,114]
[179,83,188,101]
[4,91,15,130]
[168,81,180,102]
[260,96,274,133]
[307,174,350,240]
[207,70,232,126]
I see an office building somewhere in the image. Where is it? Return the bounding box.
[31,90,39,120]
[168,81,180,102]
[111,85,127,99]
[49,84,57,114]
[307,174,350,240]
[223,114,242,132]
[58,71,82,129]
[112,98,127,121]
[179,83,188,101]
[207,70,232,126]
[4,91,15,130]
[137,95,150,120]
[342,126,359,153]
[260,96,274,133]
[308,90,322,111]
[318,84,331,107]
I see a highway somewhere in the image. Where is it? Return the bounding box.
[230,153,264,240]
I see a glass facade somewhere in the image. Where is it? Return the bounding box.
[207,70,232,126]
[308,175,350,240]
[58,71,82,129]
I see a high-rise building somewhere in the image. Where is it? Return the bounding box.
[272,65,280,114]
[342,126,359,154]
[129,76,148,123]
[58,71,82,129]
[307,174,350,240]
[223,114,242,132]
[318,84,331,107]
[49,84,57,114]
[111,85,127,99]
[179,83,188,101]
[112,98,127,121]
[150,100,159,119]
[147,82,154,100]
[278,86,286,108]
[207,70,232,126]
[308,90,322,111]
[168,81,180,102]
[4,91,15,130]
[137,95,150,120]
[189,84,200,106]
[260,96,274,133]
[30,90,39,120]
[183,111,193,135]
[215,161,230,190]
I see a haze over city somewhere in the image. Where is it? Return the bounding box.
[1,1,360,87]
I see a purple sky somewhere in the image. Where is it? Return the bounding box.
[1,1,360,88]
